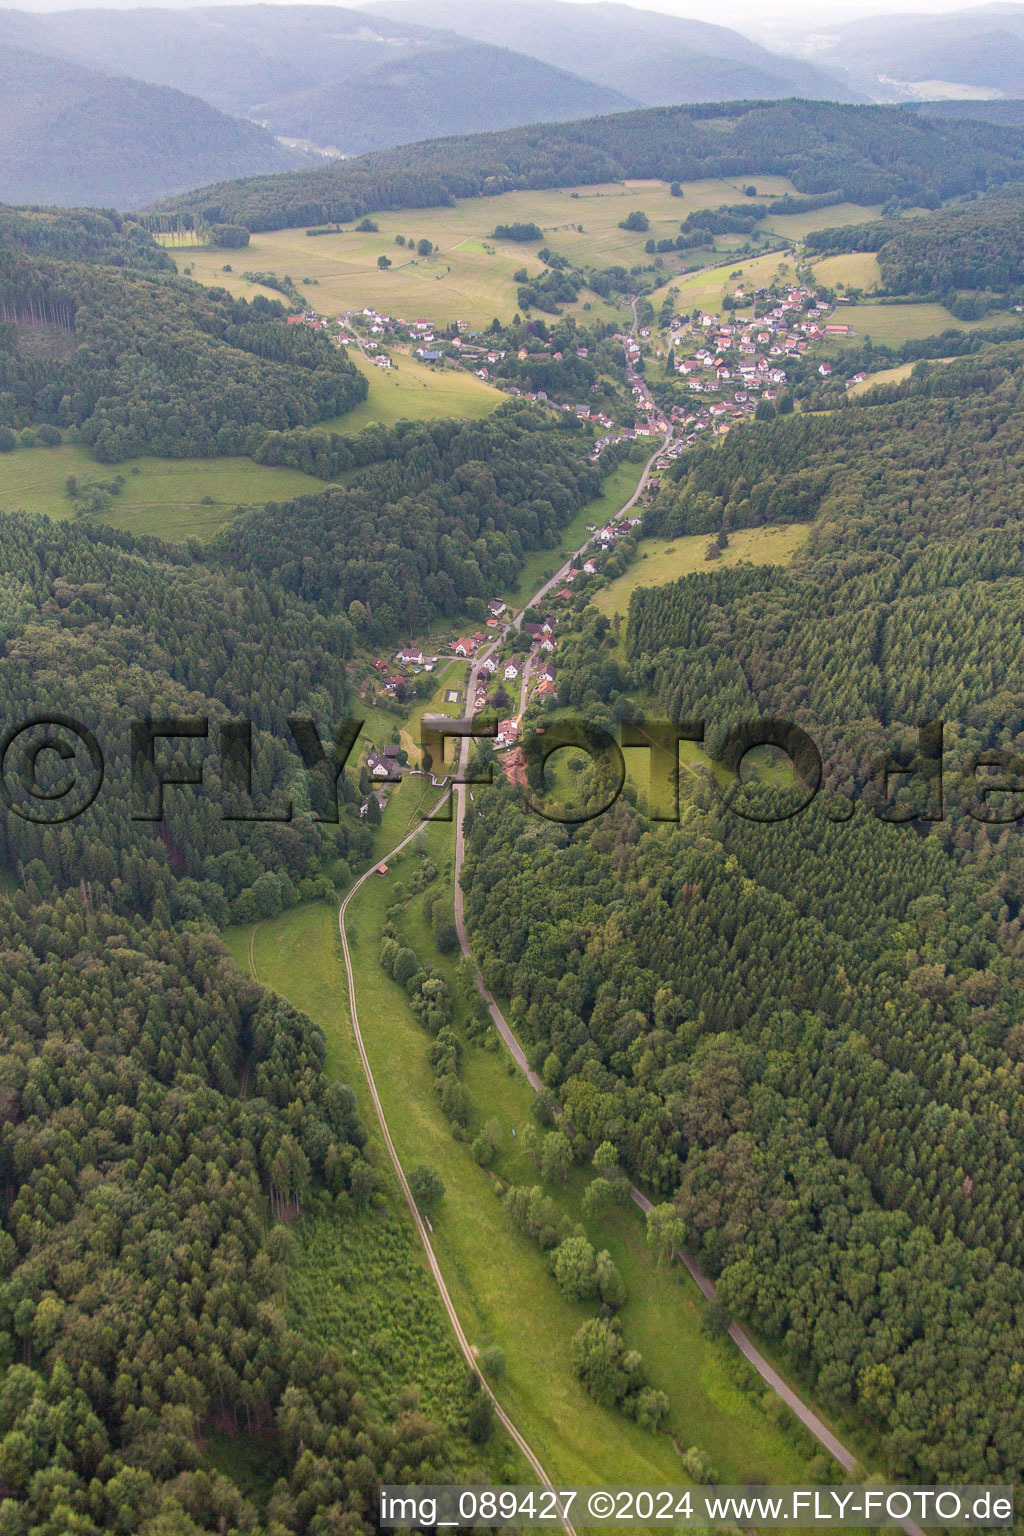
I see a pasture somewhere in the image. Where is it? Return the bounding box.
[175,175,806,327]
[762,201,883,240]
[322,348,501,432]
[832,301,1010,345]
[811,251,883,291]
[0,441,328,541]
[590,522,810,622]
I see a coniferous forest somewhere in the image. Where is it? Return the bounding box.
[462,332,1024,1487]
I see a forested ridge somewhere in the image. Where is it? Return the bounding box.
[0,507,373,928]
[804,190,1024,295]
[149,100,1024,232]
[0,211,366,460]
[460,335,1024,1485]
[216,408,601,639]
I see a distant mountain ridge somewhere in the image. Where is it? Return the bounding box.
[250,40,635,156]
[783,4,1024,101]
[361,0,864,105]
[0,42,307,208]
[0,4,640,156]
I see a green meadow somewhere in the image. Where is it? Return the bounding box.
[322,347,501,432]
[590,523,810,623]
[0,441,329,541]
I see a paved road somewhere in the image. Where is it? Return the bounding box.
[445,343,926,1535]
[333,802,577,1536]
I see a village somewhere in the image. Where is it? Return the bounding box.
[289,281,854,810]
[287,276,859,450]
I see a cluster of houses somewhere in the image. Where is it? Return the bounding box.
[667,285,848,406]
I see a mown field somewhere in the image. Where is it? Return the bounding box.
[322,347,501,432]
[811,251,883,291]
[176,176,806,328]
[590,522,810,622]
[832,301,1011,345]
[0,441,328,540]
[762,201,883,240]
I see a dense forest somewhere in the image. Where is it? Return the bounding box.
[461,333,1024,1487]
[0,207,174,270]
[0,892,485,1534]
[0,213,366,460]
[804,190,1024,295]
[0,506,369,926]
[149,101,1024,232]
[216,407,601,639]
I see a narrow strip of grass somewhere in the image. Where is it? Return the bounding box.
[230,839,825,1506]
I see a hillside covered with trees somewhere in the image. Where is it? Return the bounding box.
[804,190,1024,296]
[461,335,1024,1488]
[0,219,367,460]
[150,100,1024,232]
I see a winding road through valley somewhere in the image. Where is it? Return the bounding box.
[257,297,921,1533]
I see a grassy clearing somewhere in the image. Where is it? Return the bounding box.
[761,202,883,240]
[835,301,1009,345]
[503,457,646,610]
[320,348,500,432]
[811,251,882,291]
[590,523,810,622]
[177,177,801,328]
[0,441,330,540]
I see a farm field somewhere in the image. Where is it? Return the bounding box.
[591,522,810,622]
[834,301,1010,345]
[321,347,501,432]
[811,251,883,290]
[0,442,328,540]
[176,176,805,327]
[762,201,883,239]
